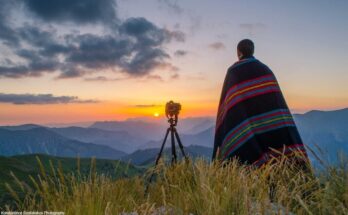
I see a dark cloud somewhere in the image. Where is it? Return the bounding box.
[66,34,133,68]
[0,1,185,80]
[120,18,160,38]
[209,42,226,50]
[0,93,98,105]
[174,50,187,57]
[0,0,20,46]
[22,0,118,25]
[120,17,185,44]
[57,66,87,79]
[121,48,170,76]
[0,22,20,47]
[0,49,59,78]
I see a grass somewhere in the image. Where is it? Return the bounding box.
[2,154,348,215]
[0,154,143,209]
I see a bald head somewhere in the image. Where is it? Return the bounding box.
[237,39,254,60]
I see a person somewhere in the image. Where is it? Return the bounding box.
[212,39,308,167]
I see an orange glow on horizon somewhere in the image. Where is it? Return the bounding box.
[1,96,348,125]
[0,100,218,125]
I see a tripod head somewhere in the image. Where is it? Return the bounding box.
[167,114,179,127]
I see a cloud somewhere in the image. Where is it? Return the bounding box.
[157,0,183,15]
[120,17,164,41]
[239,23,267,35]
[170,73,180,80]
[145,74,164,82]
[185,72,206,81]
[84,76,122,82]
[174,50,188,57]
[166,29,186,42]
[133,104,162,108]
[22,0,118,25]
[0,93,98,105]
[209,42,226,50]
[0,0,20,47]
[0,2,186,80]
[188,14,202,35]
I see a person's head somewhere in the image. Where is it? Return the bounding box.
[237,39,254,60]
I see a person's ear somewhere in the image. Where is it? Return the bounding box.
[237,50,243,60]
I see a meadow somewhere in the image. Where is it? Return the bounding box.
[2,154,348,215]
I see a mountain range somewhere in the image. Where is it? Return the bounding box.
[0,108,347,165]
[50,126,141,153]
[143,127,214,149]
[293,108,348,164]
[0,127,126,159]
[89,117,215,141]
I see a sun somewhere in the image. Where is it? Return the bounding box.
[153,112,160,117]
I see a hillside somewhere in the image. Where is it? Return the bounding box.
[0,127,126,159]
[4,159,348,214]
[121,145,212,165]
[0,154,143,207]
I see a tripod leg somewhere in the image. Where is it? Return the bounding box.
[174,128,189,161]
[154,128,170,166]
[170,127,177,165]
[144,128,170,196]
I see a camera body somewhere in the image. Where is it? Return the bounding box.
[165,100,181,118]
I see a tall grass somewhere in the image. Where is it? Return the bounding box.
[4,156,348,215]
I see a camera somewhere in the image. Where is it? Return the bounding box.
[165,100,181,118]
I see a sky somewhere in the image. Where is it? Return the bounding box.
[0,0,347,125]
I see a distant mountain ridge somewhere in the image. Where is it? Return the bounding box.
[90,117,215,141]
[293,108,348,164]
[90,120,165,141]
[0,124,43,131]
[142,127,214,149]
[0,127,126,159]
[294,108,348,131]
[50,126,141,153]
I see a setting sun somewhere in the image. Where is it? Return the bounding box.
[154,112,160,117]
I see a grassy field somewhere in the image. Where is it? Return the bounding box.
[2,154,348,215]
[0,154,143,209]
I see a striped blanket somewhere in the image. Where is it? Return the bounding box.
[213,56,308,167]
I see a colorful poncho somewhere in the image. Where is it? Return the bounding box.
[213,56,308,167]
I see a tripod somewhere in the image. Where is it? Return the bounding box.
[144,114,188,195]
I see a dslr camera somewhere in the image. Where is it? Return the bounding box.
[165,100,181,118]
